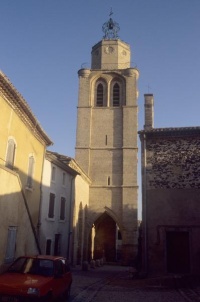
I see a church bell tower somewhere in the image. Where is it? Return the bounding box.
[75,14,139,265]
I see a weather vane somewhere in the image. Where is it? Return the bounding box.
[102,8,120,40]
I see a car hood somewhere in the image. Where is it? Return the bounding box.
[0,272,52,295]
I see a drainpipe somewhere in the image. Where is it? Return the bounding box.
[37,146,46,251]
[142,94,154,275]
[18,176,41,254]
[143,133,148,275]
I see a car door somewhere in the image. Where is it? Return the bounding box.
[52,260,67,297]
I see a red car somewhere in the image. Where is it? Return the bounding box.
[0,255,72,301]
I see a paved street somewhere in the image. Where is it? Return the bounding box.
[69,264,200,302]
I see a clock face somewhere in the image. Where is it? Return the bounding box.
[104,46,114,54]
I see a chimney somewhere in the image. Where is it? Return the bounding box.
[144,94,154,130]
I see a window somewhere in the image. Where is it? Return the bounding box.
[113,83,120,106]
[96,83,104,107]
[5,139,16,169]
[46,239,52,255]
[5,226,17,263]
[60,197,66,220]
[51,166,56,182]
[108,176,111,186]
[95,79,107,107]
[26,155,35,188]
[54,234,61,256]
[48,193,55,218]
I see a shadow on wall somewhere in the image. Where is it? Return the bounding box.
[0,166,40,269]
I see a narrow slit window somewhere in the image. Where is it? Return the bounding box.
[113,83,120,107]
[108,176,110,186]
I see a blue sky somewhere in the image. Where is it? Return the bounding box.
[1,1,200,216]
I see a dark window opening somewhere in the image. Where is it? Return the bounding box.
[96,83,104,107]
[113,83,120,107]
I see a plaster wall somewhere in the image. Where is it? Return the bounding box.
[0,94,46,227]
[40,159,73,257]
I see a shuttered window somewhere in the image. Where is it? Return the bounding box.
[60,197,66,220]
[26,156,35,188]
[48,193,55,218]
[5,139,16,169]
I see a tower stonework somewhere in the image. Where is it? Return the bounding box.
[75,17,139,265]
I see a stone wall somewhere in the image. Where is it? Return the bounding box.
[146,136,200,189]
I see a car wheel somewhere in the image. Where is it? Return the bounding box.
[42,291,53,302]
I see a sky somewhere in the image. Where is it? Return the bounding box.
[1,1,200,216]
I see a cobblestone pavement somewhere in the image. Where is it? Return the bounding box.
[69,265,200,302]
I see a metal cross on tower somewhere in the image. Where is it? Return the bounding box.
[102,9,120,40]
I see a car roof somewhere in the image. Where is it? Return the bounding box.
[18,255,66,261]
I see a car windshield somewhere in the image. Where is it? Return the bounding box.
[8,257,54,277]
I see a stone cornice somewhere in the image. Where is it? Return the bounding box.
[0,71,53,146]
[139,126,200,138]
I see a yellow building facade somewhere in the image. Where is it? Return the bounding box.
[0,71,52,268]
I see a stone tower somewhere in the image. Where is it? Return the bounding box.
[75,15,139,265]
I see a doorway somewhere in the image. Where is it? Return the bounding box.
[166,231,190,273]
[93,213,118,262]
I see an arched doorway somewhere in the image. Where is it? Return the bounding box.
[91,212,122,263]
